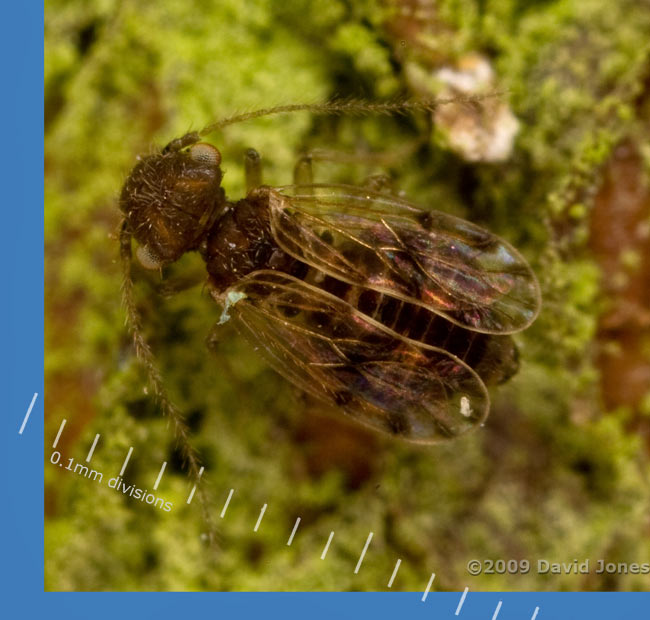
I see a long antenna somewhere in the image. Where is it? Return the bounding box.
[161,94,502,152]
[199,94,501,137]
[120,222,218,547]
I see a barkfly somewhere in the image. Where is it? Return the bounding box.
[119,99,540,449]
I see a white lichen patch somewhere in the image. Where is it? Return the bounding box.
[433,54,520,163]
[217,290,247,325]
[460,395,473,417]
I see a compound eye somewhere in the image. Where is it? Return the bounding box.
[136,245,164,270]
[189,143,221,167]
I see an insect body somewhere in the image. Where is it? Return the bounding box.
[120,110,540,444]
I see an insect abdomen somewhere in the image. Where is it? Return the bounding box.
[349,285,518,386]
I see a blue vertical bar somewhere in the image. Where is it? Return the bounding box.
[1,0,44,605]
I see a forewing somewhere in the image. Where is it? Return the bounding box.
[267,184,540,334]
[223,270,489,443]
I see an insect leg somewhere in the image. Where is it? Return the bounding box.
[295,148,399,195]
[155,271,207,299]
[244,148,262,192]
[205,323,222,356]
[293,154,314,185]
[293,148,404,191]
[361,173,396,194]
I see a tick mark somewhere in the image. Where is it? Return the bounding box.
[119,447,133,477]
[421,572,436,602]
[186,466,204,504]
[320,531,334,560]
[220,488,234,518]
[18,392,38,435]
[253,503,267,532]
[153,461,167,490]
[455,587,469,615]
[354,532,373,574]
[85,434,100,462]
[287,517,301,546]
[387,559,401,588]
[52,418,66,449]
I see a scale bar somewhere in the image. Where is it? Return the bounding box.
[455,587,469,615]
[531,606,540,620]
[492,600,502,620]
[86,434,100,462]
[220,489,234,518]
[186,466,204,504]
[119,447,133,476]
[51,418,66,448]
[387,559,401,588]
[287,517,301,546]
[354,532,373,574]
[153,461,167,490]
[18,393,38,435]
[320,531,334,560]
[421,572,436,602]
[253,504,267,532]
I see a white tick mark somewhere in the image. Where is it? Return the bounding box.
[51,417,66,448]
[186,466,204,504]
[455,587,469,615]
[354,532,373,574]
[287,517,301,546]
[253,503,267,532]
[387,559,401,588]
[421,572,436,601]
[85,434,100,462]
[320,531,334,560]
[220,488,234,518]
[18,393,38,435]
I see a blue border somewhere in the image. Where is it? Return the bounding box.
[2,2,648,617]
[3,0,45,607]
[10,593,650,619]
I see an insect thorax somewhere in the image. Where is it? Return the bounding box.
[202,188,299,292]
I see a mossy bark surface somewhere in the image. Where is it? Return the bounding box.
[45,0,650,591]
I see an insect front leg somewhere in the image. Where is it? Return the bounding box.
[155,271,207,299]
[244,148,262,192]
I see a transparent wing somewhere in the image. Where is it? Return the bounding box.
[223,270,489,443]
[267,184,540,334]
